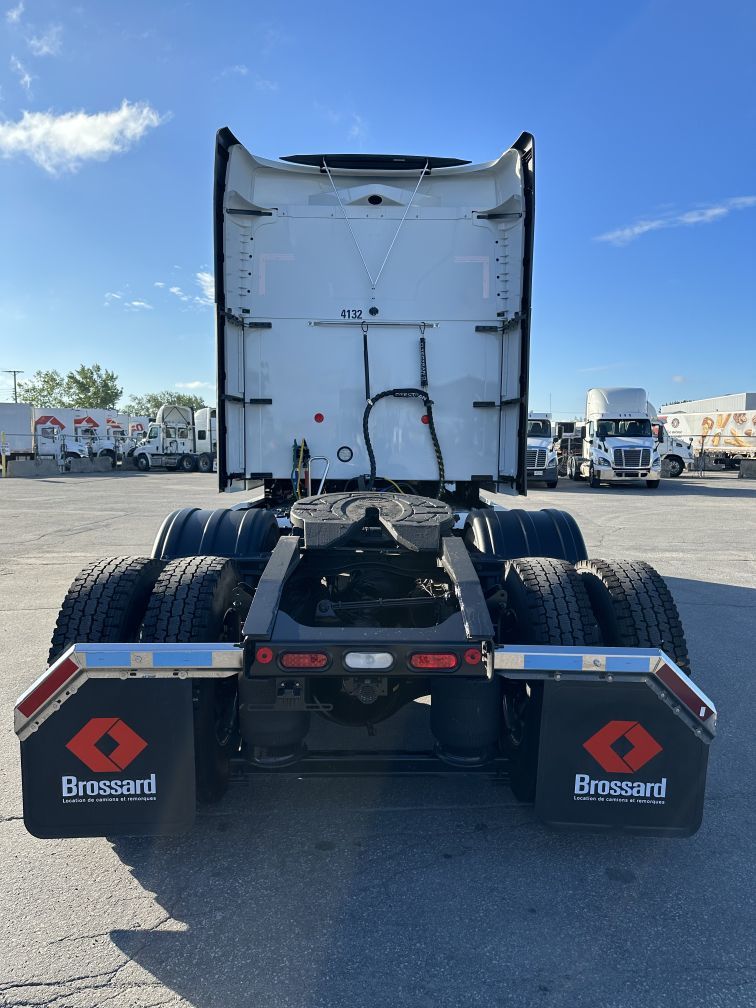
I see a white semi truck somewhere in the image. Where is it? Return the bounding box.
[526,412,558,487]
[568,387,661,489]
[130,405,216,473]
[15,130,715,842]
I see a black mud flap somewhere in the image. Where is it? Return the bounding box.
[20,679,196,839]
[534,681,709,837]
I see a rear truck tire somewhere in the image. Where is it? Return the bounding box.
[667,456,684,477]
[646,478,660,489]
[152,505,280,560]
[135,453,150,472]
[546,480,558,489]
[567,457,576,481]
[575,559,690,674]
[501,558,601,802]
[140,556,246,802]
[197,452,213,474]
[48,557,165,665]
[588,464,600,489]
[178,454,196,473]
[464,507,588,565]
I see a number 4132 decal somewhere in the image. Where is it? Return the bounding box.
[340,308,363,319]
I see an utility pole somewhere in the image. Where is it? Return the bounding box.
[2,370,24,403]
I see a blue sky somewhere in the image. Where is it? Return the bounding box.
[0,0,754,416]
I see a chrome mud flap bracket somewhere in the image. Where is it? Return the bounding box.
[495,646,716,838]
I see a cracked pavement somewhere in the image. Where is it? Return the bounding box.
[0,471,754,1007]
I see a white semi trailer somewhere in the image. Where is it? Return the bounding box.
[15,131,715,842]
[0,402,35,463]
[568,387,661,489]
[659,393,756,469]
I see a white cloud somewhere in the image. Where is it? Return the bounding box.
[6,2,23,24]
[169,285,189,302]
[27,24,62,56]
[255,77,278,92]
[125,300,152,310]
[176,380,214,390]
[153,281,165,288]
[10,55,33,93]
[0,100,164,174]
[672,375,686,384]
[195,271,214,304]
[596,196,756,246]
[219,64,248,77]
[348,114,368,143]
[577,362,624,373]
[103,291,122,306]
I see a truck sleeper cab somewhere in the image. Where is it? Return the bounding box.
[14,132,715,843]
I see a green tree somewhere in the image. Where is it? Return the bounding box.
[121,390,207,416]
[18,364,122,409]
[65,364,122,408]
[17,369,68,407]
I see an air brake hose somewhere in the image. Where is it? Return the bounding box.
[362,388,446,498]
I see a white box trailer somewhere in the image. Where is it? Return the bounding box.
[658,402,756,467]
[15,130,715,841]
[0,402,35,461]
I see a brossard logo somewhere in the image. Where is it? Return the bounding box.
[576,720,666,801]
[62,717,156,801]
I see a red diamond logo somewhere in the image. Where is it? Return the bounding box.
[66,718,147,773]
[583,721,662,774]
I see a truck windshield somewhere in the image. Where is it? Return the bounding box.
[528,420,552,437]
[595,419,652,438]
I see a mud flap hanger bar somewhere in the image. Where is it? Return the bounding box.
[15,643,715,745]
[495,645,717,743]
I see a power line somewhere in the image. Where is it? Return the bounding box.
[2,370,24,403]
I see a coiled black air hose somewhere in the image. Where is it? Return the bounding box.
[362,388,446,498]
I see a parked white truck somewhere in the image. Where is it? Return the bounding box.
[15,130,716,843]
[647,403,694,477]
[568,387,661,488]
[526,412,558,487]
[131,405,216,473]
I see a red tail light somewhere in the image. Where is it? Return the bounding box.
[256,646,274,664]
[464,648,482,665]
[409,653,458,670]
[280,652,329,669]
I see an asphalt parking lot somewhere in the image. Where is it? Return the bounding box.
[1,471,754,1008]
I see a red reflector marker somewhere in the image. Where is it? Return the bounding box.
[17,656,80,718]
[314,413,324,423]
[256,646,274,665]
[280,652,329,669]
[410,653,457,670]
[421,415,430,425]
[464,648,482,665]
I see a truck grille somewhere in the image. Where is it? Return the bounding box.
[526,448,548,469]
[613,448,650,468]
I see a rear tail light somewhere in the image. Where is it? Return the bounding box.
[256,646,274,664]
[464,648,482,665]
[280,652,330,669]
[409,653,458,670]
[344,652,393,670]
